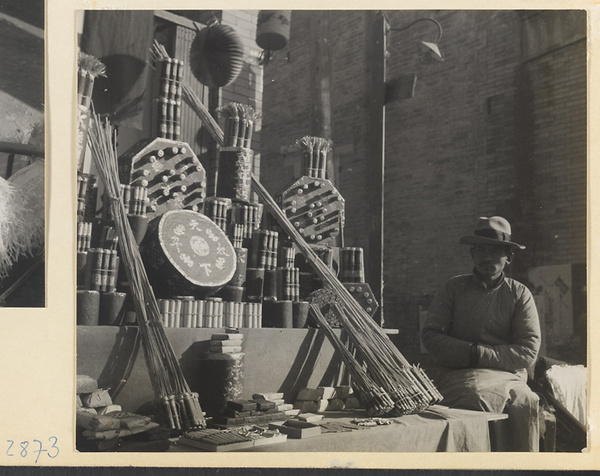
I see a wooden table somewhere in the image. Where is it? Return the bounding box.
[170,405,508,453]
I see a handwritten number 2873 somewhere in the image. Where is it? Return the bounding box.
[5,437,58,463]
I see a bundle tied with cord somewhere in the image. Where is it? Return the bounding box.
[251,174,443,416]
[87,111,205,431]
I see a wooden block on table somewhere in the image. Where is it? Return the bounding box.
[277,403,293,412]
[210,345,243,353]
[105,411,152,430]
[225,408,253,418]
[296,388,324,401]
[77,375,98,394]
[253,392,284,401]
[284,409,301,417]
[326,398,345,411]
[211,333,244,341]
[97,405,122,415]
[268,421,322,439]
[318,386,336,400]
[317,399,328,413]
[296,413,323,423]
[76,411,121,431]
[227,400,258,412]
[81,389,113,408]
[293,400,318,413]
[210,340,244,348]
[253,399,276,411]
[334,385,352,399]
[344,396,361,409]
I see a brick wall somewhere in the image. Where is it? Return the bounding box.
[259,10,586,357]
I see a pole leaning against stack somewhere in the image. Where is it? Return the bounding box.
[87,112,205,431]
[251,175,443,416]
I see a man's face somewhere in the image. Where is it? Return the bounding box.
[470,244,513,280]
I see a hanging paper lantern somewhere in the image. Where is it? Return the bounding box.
[189,23,244,88]
[256,10,291,51]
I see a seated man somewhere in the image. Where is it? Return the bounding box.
[421,216,541,451]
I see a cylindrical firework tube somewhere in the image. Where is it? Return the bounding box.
[158,298,168,326]
[215,285,244,302]
[263,269,277,301]
[90,248,104,292]
[245,268,264,302]
[355,247,365,282]
[173,298,183,328]
[98,292,127,326]
[262,300,293,328]
[197,300,205,327]
[77,290,100,326]
[293,301,310,328]
[107,252,119,293]
[228,247,248,288]
[77,251,88,289]
[205,298,214,328]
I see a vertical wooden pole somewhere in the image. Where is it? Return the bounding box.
[365,11,386,326]
[309,11,335,184]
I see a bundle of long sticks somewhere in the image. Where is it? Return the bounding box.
[77,51,106,170]
[310,304,396,415]
[251,175,443,415]
[151,41,224,146]
[296,136,333,179]
[87,111,205,431]
[217,102,261,148]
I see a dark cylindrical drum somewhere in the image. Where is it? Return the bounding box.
[99,292,127,326]
[77,290,100,326]
[140,210,237,298]
[263,269,278,301]
[293,301,309,328]
[262,300,293,328]
[246,268,265,302]
[217,147,253,202]
[214,285,244,302]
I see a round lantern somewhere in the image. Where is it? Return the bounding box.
[256,10,291,51]
[189,23,244,88]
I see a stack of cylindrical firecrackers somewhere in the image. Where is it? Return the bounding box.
[272,136,380,325]
[152,57,183,141]
[77,173,149,326]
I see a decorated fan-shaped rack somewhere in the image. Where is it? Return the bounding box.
[275,176,345,248]
[118,138,207,221]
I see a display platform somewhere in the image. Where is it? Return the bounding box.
[167,406,508,453]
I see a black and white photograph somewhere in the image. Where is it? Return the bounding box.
[0,0,45,308]
[72,8,588,459]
